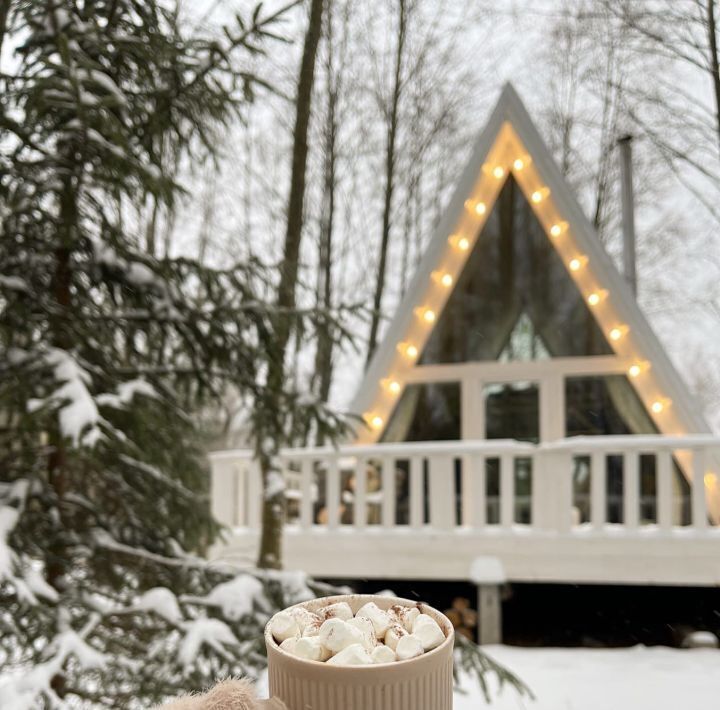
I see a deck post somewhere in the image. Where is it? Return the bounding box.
[210,458,238,527]
[471,557,506,645]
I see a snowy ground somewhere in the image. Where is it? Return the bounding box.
[455,645,720,710]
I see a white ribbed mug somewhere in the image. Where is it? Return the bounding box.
[265,594,454,710]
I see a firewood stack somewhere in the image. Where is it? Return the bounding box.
[443,597,478,641]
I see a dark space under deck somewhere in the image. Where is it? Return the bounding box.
[322,578,720,647]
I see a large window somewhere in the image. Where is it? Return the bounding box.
[420,177,612,364]
[381,382,461,442]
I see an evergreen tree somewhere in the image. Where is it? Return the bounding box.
[0,1,348,706]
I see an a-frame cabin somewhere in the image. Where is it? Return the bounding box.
[210,84,720,592]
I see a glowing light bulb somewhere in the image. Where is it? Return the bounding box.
[422,309,436,323]
[550,224,562,237]
[609,326,626,341]
[406,344,418,359]
[628,363,642,378]
[587,292,601,306]
[388,380,401,394]
[569,258,583,272]
[370,415,384,429]
[513,158,525,170]
[493,166,505,179]
[458,236,470,251]
[651,400,664,414]
[440,273,453,287]
[531,190,544,203]
[475,202,486,216]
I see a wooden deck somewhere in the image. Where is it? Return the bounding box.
[209,436,720,587]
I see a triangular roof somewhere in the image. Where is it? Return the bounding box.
[350,83,711,448]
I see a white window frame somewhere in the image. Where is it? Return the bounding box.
[403,355,633,443]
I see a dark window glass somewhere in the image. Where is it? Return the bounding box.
[484,381,540,443]
[420,176,612,364]
[565,375,656,437]
[381,382,460,442]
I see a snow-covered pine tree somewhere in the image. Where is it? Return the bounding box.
[0,1,350,706]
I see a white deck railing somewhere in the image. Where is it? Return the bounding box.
[208,436,720,585]
[210,436,719,533]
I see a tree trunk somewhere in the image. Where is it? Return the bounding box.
[0,0,10,58]
[365,0,407,366]
[313,35,338,444]
[708,0,720,156]
[257,0,324,569]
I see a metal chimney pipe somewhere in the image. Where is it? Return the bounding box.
[617,134,637,295]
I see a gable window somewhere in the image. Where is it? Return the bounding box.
[420,177,612,365]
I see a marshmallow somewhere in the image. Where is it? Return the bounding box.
[371,644,397,664]
[270,611,300,642]
[291,607,322,634]
[390,605,420,633]
[279,637,298,654]
[395,634,424,661]
[319,602,353,622]
[326,643,373,666]
[355,602,392,639]
[318,618,364,654]
[293,635,332,662]
[384,623,408,651]
[412,614,437,631]
[413,617,445,651]
[302,619,322,637]
[347,616,377,651]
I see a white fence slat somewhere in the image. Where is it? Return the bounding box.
[299,459,313,529]
[462,454,485,528]
[428,455,455,530]
[247,461,262,529]
[354,458,367,529]
[326,458,340,529]
[500,454,514,528]
[590,452,606,529]
[557,452,574,532]
[381,457,396,527]
[656,451,673,530]
[623,451,639,530]
[409,456,423,529]
[692,449,708,530]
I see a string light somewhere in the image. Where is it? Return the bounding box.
[369,415,384,429]
[405,344,418,359]
[440,273,453,287]
[609,326,627,342]
[513,158,525,170]
[457,236,470,251]
[628,363,642,378]
[531,190,544,203]
[569,257,586,272]
[587,289,606,306]
[651,400,665,414]
[475,202,486,216]
[550,223,566,237]
[388,380,401,394]
[493,166,505,179]
[422,309,436,323]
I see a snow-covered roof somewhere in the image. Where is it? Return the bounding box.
[350,83,711,444]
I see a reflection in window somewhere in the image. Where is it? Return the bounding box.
[565,375,656,437]
[421,176,612,364]
[381,382,460,442]
[484,381,539,444]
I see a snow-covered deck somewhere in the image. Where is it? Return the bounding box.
[209,436,720,586]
